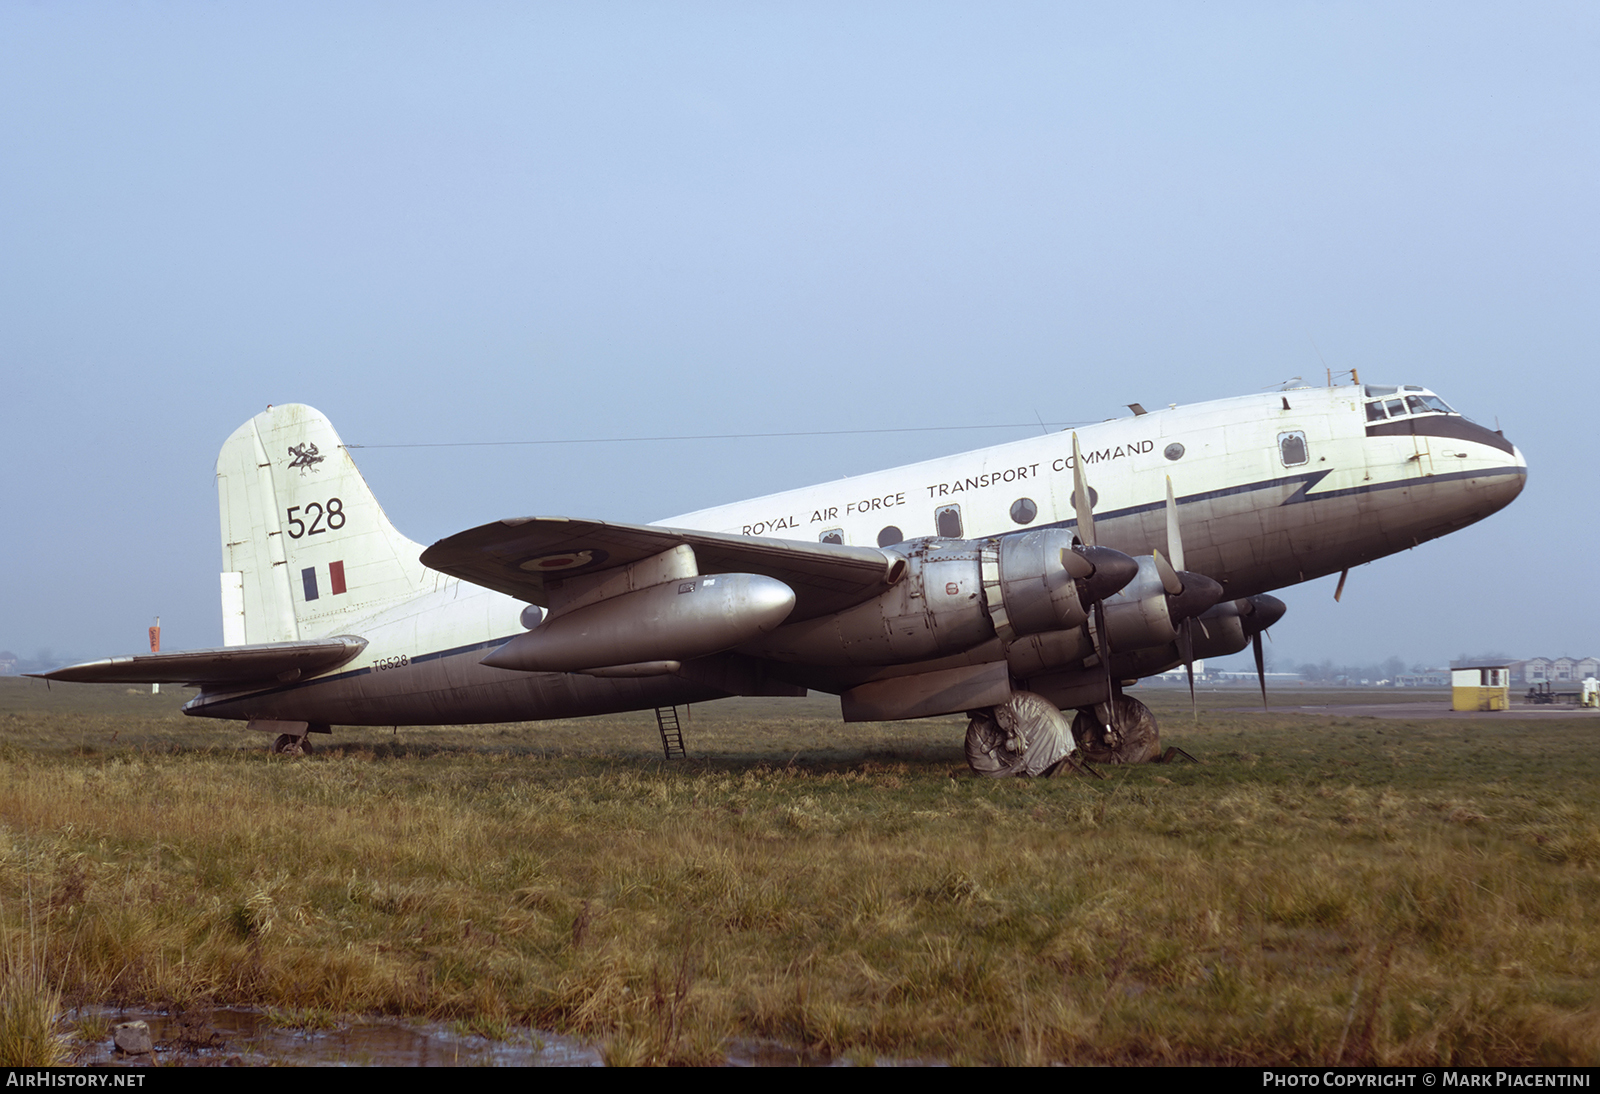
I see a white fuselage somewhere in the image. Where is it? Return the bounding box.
[671,385,1522,593]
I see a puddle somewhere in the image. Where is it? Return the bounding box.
[69,1007,603,1067]
[67,1007,895,1066]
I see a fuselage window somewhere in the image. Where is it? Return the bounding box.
[1009,497,1037,525]
[877,525,903,548]
[1278,431,1309,467]
[819,529,844,545]
[935,504,963,539]
[1164,442,1185,460]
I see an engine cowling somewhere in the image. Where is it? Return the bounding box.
[982,530,1137,639]
[1100,556,1224,651]
[747,535,1138,667]
[1105,593,1288,679]
[746,539,988,665]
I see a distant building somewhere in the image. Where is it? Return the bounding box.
[0,651,14,676]
[1509,657,1600,683]
[1395,670,1449,687]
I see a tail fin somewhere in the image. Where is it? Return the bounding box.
[216,404,428,644]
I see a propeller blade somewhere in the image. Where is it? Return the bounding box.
[1059,546,1094,580]
[1165,476,1186,573]
[1152,548,1184,597]
[1178,618,1196,720]
[1091,596,1110,666]
[1093,597,1116,738]
[1253,630,1268,711]
[1071,433,1096,548]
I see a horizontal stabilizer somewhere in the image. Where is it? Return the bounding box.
[421,517,904,622]
[33,636,368,686]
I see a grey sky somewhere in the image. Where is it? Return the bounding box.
[2,3,1593,671]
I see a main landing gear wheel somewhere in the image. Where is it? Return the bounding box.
[1071,695,1161,765]
[964,692,1076,777]
[271,733,312,756]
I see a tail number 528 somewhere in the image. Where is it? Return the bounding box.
[286,498,346,538]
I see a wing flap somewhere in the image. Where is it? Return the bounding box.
[420,517,903,621]
[34,637,368,686]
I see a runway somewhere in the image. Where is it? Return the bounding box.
[1227,701,1600,720]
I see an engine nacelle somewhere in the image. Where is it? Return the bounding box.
[748,534,1139,668]
[1006,553,1223,677]
[982,531,1136,639]
[986,529,1087,637]
[1100,556,1223,651]
[1106,594,1288,679]
[1101,555,1178,649]
[746,539,990,666]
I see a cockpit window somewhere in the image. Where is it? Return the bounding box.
[1365,386,1458,422]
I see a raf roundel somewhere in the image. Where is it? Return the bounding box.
[517,549,610,573]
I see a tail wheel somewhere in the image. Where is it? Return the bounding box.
[1071,695,1160,764]
[271,733,312,756]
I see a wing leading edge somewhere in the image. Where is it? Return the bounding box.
[34,637,368,687]
[420,517,904,622]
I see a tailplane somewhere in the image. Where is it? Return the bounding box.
[216,404,427,643]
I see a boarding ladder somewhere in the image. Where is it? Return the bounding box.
[655,706,686,760]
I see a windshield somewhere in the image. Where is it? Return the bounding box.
[1364,385,1455,421]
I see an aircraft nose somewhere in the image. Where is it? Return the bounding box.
[1489,447,1527,505]
[1471,433,1527,516]
[1456,419,1526,477]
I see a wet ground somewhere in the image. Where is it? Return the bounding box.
[71,1007,605,1066]
[68,1007,861,1066]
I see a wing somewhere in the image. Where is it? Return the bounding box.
[33,637,368,686]
[420,517,904,622]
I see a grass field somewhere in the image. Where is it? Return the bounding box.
[0,676,1597,1065]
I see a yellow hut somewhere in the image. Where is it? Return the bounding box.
[1451,661,1511,711]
